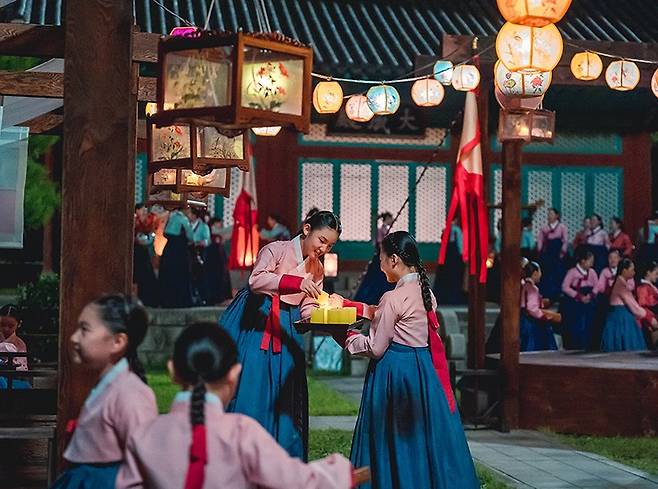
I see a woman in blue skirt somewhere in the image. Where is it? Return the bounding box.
[342,231,479,489]
[219,211,341,460]
[560,249,599,350]
[158,206,194,308]
[585,213,610,275]
[354,212,395,304]
[601,258,657,352]
[537,208,568,302]
[520,261,558,351]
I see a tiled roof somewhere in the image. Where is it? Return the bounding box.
[3,0,658,79]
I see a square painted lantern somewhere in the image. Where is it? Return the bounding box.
[498,109,555,143]
[147,114,247,174]
[157,30,313,133]
[149,166,231,197]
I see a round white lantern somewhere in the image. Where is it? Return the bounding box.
[366,84,400,115]
[411,78,445,107]
[313,81,343,114]
[451,65,481,91]
[652,68,658,99]
[496,22,563,74]
[496,0,572,27]
[605,60,640,91]
[570,51,603,81]
[345,94,374,122]
[494,60,551,97]
[433,60,454,85]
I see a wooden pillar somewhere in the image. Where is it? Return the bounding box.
[500,140,522,432]
[58,0,137,459]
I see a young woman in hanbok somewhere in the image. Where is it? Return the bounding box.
[342,231,479,489]
[433,216,466,305]
[560,249,598,350]
[354,212,396,305]
[601,258,657,351]
[51,295,157,489]
[537,208,568,302]
[609,217,633,257]
[219,210,341,460]
[158,205,194,307]
[585,213,610,274]
[635,261,658,350]
[117,323,356,489]
[520,262,558,351]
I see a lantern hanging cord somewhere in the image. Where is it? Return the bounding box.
[150,0,195,27]
[204,0,217,30]
[564,41,658,65]
[312,43,495,85]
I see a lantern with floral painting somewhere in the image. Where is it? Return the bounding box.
[156,30,313,133]
[494,60,551,97]
[411,78,445,107]
[570,51,603,81]
[366,84,400,115]
[345,94,374,122]
[496,22,563,74]
[313,80,343,114]
[451,65,480,91]
[605,60,641,91]
[496,0,572,27]
[433,60,454,85]
[147,114,247,174]
[149,166,231,196]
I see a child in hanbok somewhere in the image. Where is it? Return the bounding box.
[219,210,341,460]
[635,261,658,350]
[343,231,479,489]
[520,262,558,351]
[537,208,568,301]
[601,259,657,351]
[51,295,157,489]
[117,323,356,489]
[561,249,598,350]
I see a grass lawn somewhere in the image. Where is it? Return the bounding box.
[309,429,510,488]
[554,433,658,476]
[308,376,359,416]
[146,370,179,413]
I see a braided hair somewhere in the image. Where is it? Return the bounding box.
[173,323,238,428]
[381,231,434,312]
[92,294,149,383]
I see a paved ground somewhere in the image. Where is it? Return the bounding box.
[315,377,658,489]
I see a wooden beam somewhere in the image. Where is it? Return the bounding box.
[0,23,160,62]
[59,0,137,464]
[500,139,522,432]
[23,113,63,134]
[0,71,156,101]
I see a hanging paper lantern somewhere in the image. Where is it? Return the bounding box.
[570,51,603,81]
[496,22,563,74]
[494,60,551,97]
[652,68,658,98]
[345,94,374,122]
[495,85,544,111]
[252,126,282,136]
[496,0,572,27]
[366,84,400,115]
[145,102,158,117]
[451,65,480,91]
[313,80,344,114]
[433,60,454,85]
[605,60,640,91]
[411,78,445,107]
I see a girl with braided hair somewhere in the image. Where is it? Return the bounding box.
[341,231,479,489]
[117,323,356,489]
[51,294,157,489]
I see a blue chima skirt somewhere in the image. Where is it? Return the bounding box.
[538,238,565,301]
[219,288,308,460]
[601,305,647,352]
[520,314,558,352]
[351,343,479,489]
[50,462,120,489]
[560,296,597,350]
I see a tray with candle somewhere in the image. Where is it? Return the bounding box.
[294,292,365,334]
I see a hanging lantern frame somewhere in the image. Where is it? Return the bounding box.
[498,109,555,143]
[147,114,249,174]
[156,30,313,133]
[148,166,232,197]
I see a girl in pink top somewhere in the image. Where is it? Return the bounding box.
[117,323,357,489]
[634,261,658,349]
[560,249,599,350]
[537,208,568,301]
[220,211,341,460]
[520,262,558,351]
[601,259,657,351]
[609,217,633,258]
[0,304,28,374]
[586,213,610,274]
[50,295,157,489]
[343,231,479,489]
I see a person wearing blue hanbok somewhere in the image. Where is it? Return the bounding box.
[353,212,395,304]
[601,259,656,352]
[560,250,599,350]
[520,262,558,351]
[219,211,342,460]
[158,207,194,308]
[537,208,568,302]
[433,220,465,304]
[585,214,610,275]
[189,207,211,305]
[344,231,479,489]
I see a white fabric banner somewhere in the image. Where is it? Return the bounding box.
[0,124,29,248]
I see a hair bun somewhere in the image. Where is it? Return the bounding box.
[187,339,221,380]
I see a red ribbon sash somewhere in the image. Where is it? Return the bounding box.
[427,310,456,413]
[260,294,282,353]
